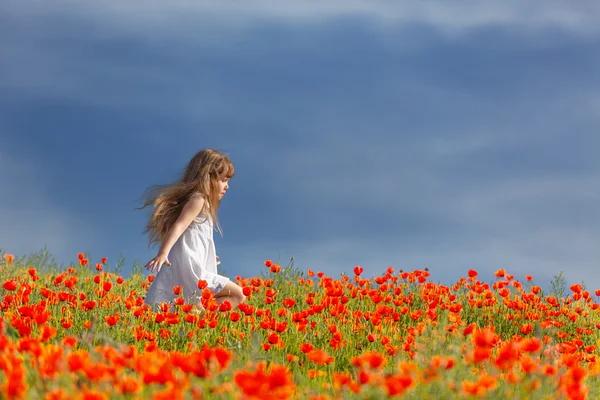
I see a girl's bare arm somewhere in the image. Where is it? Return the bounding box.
[145,195,205,272]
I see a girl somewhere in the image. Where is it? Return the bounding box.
[140,149,245,312]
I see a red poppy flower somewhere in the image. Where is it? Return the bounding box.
[3,280,17,291]
[219,300,232,312]
[306,349,334,365]
[268,333,280,345]
[570,284,583,294]
[270,264,282,273]
[300,343,314,353]
[282,298,296,308]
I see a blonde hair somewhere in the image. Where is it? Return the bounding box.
[138,149,235,247]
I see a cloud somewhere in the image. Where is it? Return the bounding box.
[223,92,600,289]
[3,0,600,115]
[215,114,600,290]
[0,151,97,264]
[4,1,600,36]
[2,0,600,105]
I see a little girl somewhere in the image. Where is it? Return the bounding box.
[140,149,245,312]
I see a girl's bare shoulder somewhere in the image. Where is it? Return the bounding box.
[190,192,210,209]
[183,193,205,213]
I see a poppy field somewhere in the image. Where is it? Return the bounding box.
[1,250,599,399]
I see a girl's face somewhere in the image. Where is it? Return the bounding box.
[217,177,230,199]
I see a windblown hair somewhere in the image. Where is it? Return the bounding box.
[138,149,235,247]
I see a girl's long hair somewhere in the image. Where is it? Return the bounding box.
[138,149,235,247]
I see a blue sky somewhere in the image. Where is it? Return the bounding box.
[1,1,599,291]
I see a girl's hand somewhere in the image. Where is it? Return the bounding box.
[145,253,171,273]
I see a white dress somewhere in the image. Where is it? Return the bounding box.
[144,196,230,310]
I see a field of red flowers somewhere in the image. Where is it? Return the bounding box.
[1,250,599,399]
